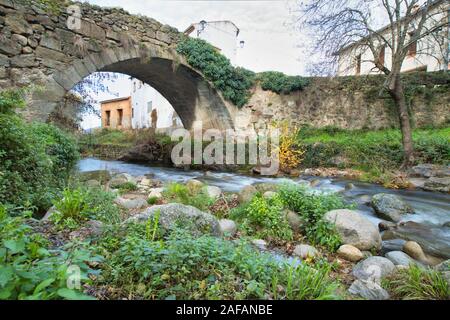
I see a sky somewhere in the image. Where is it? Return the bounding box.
[84,0,306,74]
[80,0,308,129]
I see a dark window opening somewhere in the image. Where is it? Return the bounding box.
[408,32,417,57]
[356,54,362,75]
[379,45,385,67]
[118,109,123,126]
[105,110,111,126]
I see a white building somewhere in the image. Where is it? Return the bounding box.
[130,79,182,130]
[128,21,243,131]
[336,1,449,76]
[184,20,242,65]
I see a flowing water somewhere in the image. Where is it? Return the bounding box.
[77,157,450,253]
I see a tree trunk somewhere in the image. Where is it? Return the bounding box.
[389,75,415,168]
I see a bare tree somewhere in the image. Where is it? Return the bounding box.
[294,0,449,167]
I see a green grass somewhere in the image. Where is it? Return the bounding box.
[297,126,450,171]
[383,265,449,300]
[163,182,214,212]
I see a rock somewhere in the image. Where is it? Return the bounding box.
[379,221,397,232]
[444,222,450,228]
[371,193,414,222]
[114,197,147,210]
[148,187,164,199]
[86,180,100,187]
[381,239,407,255]
[285,210,304,233]
[352,256,396,282]
[238,185,258,204]
[79,170,111,183]
[408,178,427,189]
[293,244,319,259]
[126,203,221,237]
[140,178,152,186]
[423,177,450,193]
[337,245,364,262]
[387,222,450,260]
[409,164,450,178]
[218,219,237,236]
[310,179,321,187]
[356,195,372,205]
[435,260,449,272]
[348,279,390,300]
[385,251,418,267]
[251,239,267,250]
[205,186,221,199]
[263,191,277,199]
[5,14,32,35]
[186,179,204,193]
[324,209,381,250]
[253,183,279,193]
[110,173,136,188]
[402,241,431,265]
[345,183,355,190]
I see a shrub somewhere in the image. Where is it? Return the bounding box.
[117,182,138,194]
[231,195,293,241]
[0,91,79,213]
[383,264,449,300]
[51,186,121,229]
[257,71,310,94]
[0,207,101,300]
[278,183,345,251]
[163,182,214,212]
[147,196,159,205]
[177,37,255,107]
[98,227,340,300]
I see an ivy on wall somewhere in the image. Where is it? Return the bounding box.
[176,37,311,107]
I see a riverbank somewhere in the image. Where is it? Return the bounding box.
[78,126,450,193]
[16,163,450,300]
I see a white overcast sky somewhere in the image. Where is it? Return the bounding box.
[84,0,307,75]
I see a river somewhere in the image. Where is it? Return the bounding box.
[77,157,450,244]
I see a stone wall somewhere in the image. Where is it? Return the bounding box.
[0,0,237,130]
[238,75,450,130]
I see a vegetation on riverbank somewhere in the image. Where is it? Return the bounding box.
[296,126,449,185]
[0,90,79,214]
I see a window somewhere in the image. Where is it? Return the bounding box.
[379,45,385,66]
[117,109,123,126]
[408,32,417,57]
[355,54,362,75]
[105,110,110,126]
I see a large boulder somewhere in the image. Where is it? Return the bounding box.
[238,185,258,204]
[324,209,381,250]
[126,203,221,237]
[402,241,442,266]
[423,177,450,193]
[371,193,414,222]
[337,245,364,262]
[381,239,407,255]
[348,279,390,300]
[382,221,450,260]
[385,251,418,267]
[409,164,450,178]
[352,256,396,283]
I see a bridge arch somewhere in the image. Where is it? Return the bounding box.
[0,1,237,130]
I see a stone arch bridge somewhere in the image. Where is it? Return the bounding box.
[0,0,238,130]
